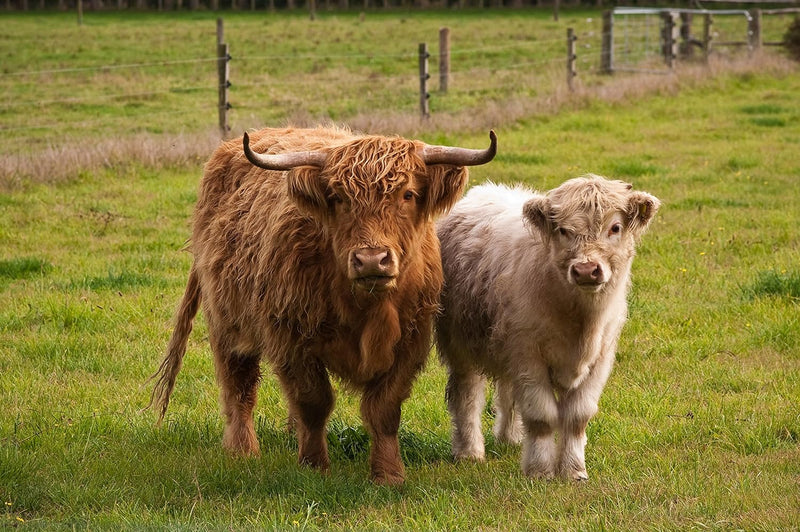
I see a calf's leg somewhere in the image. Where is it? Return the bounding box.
[557,353,614,480]
[446,367,487,460]
[514,372,559,479]
[493,377,524,445]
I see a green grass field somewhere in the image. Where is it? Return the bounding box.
[2,9,800,531]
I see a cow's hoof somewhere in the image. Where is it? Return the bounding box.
[223,432,261,457]
[371,470,405,486]
[299,454,330,473]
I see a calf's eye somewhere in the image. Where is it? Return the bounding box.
[558,227,569,237]
[403,190,414,201]
[609,223,622,236]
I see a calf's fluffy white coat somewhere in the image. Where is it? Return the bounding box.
[435,175,659,480]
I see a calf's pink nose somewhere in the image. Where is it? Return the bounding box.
[571,261,602,284]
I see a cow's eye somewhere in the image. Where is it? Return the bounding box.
[403,190,414,201]
[331,193,343,204]
[558,227,569,237]
[609,223,622,236]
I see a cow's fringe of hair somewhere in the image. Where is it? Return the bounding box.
[147,264,202,424]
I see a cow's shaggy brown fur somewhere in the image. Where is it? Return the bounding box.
[150,126,472,485]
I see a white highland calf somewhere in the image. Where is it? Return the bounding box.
[435,176,660,480]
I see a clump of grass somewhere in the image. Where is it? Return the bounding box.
[609,157,662,178]
[0,257,51,282]
[749,116,787,127]
[71,270,167,292]
[743,270,800,300]
[739,103,784,115]
[327,421,370,461]
[726,155,760,171]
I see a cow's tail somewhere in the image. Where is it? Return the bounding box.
[148,264,201,425]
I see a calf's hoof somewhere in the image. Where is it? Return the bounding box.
[564,468,589,481]
[453,449,486,462]
[523,466,556,481]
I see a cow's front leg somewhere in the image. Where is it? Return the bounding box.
[276,357,334,472]
[514,368,559,479]
[360,383,406,486]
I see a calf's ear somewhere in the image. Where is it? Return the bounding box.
[522,195,552,235]
[626,191,661,234]
[287,167,331,219]
[421,166,468,218]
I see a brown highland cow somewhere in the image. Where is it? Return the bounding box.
[150,126,496,485]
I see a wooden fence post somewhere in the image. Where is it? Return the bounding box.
[703,13,713,63]
[601,10,613,74]
[567,28,577,92]
[661,11,679,69]
[439,27,450,93]
[217,19,231,139]
[748,9,762,51]
[419,43,430,119]
[679,12,694,59]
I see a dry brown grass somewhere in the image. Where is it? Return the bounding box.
[2,51,795,191]
[0,130,221,191]
[348,51,797,137]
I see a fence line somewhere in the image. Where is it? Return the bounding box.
[3,56,221,77]
[0,104,214,132]
[0,85,216,109]
[2,11,790,148]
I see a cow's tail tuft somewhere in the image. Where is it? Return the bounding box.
[148,264,201,425]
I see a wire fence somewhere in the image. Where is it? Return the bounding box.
[0,19,602,155]
[0,9,793,165]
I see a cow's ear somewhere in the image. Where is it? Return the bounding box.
[287,167,331,218]
[626,191,661,234]
[522,195,552,235]
[421,165,468,218]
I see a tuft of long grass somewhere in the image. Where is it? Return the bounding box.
[743,270,800,300]
[0,257,51,282]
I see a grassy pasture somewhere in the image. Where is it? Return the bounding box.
[2,9,800,531]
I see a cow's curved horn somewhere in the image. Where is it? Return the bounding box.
[421,130,497,166]
[243,132,328,170]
